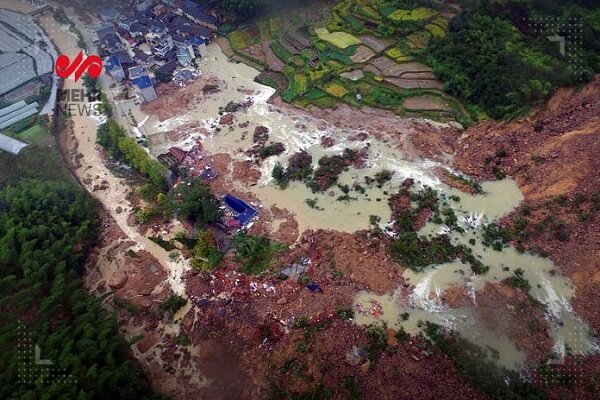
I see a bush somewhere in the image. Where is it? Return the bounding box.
[272,162,289,189]
[391,232,457,271]
[159,294,187,318]
[260,142,285,158]
[167,179,222,227]
[231,233,286,275]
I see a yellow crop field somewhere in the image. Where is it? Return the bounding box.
[387,7,436,22]
[315,28,361,49]
[295,74,308,94]
[325,82,349,98]
[385,47,405,60]
[425,23,446,38]
[229,30,251,50]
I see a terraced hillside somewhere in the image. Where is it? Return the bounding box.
[225,0,469,123]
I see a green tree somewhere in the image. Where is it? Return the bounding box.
[0,180,164,400]
[167,178,222,226]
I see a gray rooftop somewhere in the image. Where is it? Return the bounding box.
[0,53,36,96]
[0,101,39,130]
[0,133,28,155]
[0,100,27,118]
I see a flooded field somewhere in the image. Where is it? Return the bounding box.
[139,43,598,370]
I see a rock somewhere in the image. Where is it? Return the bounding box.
[108,270,128,289]
[401,178,415,188]
[219,113,234,125]
[253,126,269,144]
[359,360,370,374]
[386,329,398,346]
[345,345,368,366]
[320,136,335,148]
[276,297,288,305]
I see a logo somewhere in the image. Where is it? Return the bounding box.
[57,88,103,117]
[55,51,103,82]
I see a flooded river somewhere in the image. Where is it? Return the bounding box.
[142,44,598,369]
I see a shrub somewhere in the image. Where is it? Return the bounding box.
[231,233,286,275]
[159,294,187,317]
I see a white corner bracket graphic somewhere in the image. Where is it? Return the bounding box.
[35,345,53,366]
[547,35,566,56]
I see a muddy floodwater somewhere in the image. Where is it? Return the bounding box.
[355,185,599,370]
[148,44,447,233]
[142,44,598,369]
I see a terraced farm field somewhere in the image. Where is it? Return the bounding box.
[226,0,468,123]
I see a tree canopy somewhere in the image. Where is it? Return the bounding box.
[0,180,164,400]
[425,0,600,119]
[167,178,222,227]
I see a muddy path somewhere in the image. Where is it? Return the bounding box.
[38,13,213,398]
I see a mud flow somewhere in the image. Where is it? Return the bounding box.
[355,180,598,370]
[141,44,597,370]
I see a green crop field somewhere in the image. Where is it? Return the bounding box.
[225,0,468,123]
[18,124,45,142]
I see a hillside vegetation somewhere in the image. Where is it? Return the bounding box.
[425,0,600,119]
[223,0,600,122]
[0,180,164,399]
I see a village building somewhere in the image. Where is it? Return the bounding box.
[105,55,126,81]
[100,7,120,23]
[132,75,157,103]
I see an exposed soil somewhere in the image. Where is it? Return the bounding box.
[452,76,600,336]
[141,76,224,121]
[358,35,395,53]
[182,229,488,399]
[53,5,600,397]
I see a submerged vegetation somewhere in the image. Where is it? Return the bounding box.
[389,184,488,274]
[272,149,366,192]
[391,232,488,274]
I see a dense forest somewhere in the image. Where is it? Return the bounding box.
[425,0,600,118]
[0,180,164,399]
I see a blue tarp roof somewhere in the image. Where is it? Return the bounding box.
[105,55,121,71]
[132,75,153,89]
[223,194,257,225]
[188,36,204,46]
